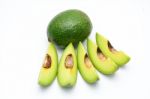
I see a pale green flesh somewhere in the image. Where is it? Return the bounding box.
[87,39,118,75]
[77,42,99,84]
[57,43,77,87]
[96,33,130,66]
[38,43,58,87]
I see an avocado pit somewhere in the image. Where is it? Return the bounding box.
[108,41,117,53]
[97,48,106,61]
[43,54,51,68]
[65,54,74,68]
[84,54,92,68]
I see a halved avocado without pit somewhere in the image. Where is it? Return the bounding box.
[57,43,77,87]
[96,33,130,66]
[77,42,99,84]
[87,39,118,75]
[38,43,58,87]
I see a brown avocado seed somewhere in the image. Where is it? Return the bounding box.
[108,41,117,53]
[43,54,51,68]
[84,54,92,68]
[65,54,73,68]
[97,48,106,61]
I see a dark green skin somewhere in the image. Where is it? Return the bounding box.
[47,9,92,48]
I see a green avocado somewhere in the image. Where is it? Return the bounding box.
[77,42,99,84]
[47,9,92,48]
[87,39,118,75]
[57,43,77,87]
[96,33,130,66]
[38,43,58,87]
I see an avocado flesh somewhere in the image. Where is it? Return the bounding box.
[87,39,118,75]
[77,42,99,84]
[57,43,77,87]
[38,43,58,87]
[96,33,130,66]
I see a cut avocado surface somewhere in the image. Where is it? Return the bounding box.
[96,33,130,66]
[57,43,77,87]
[77,42,99,84]
[87,39,118,75]
[38,43,58,87]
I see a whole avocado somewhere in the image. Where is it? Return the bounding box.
[47,9,92,48]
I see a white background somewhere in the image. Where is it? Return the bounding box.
[0,0,150,99]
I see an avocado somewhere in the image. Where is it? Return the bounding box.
[38,43,58,87]
[47,9,92,48]
[57,43,77,87]
[87,39,118,75]
[77,42,99,84]
[96,33,130,66]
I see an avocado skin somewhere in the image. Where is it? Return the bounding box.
[47,9,92,48]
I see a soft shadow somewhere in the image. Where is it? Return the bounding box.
[80,78,100,90]
[39,85,49,90]
[58,85,75,95]
[59,86,75,91]
[37,80,56,92]
[86,81,100,88]
[120,64,128,70]
[105,73,117,79]
[37,84,51,92]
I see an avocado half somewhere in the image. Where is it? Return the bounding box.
[87,39,118,75]
[77,42,99,84]
[57,43,77,87]
[38,43,58,87]
[96,33,130,66]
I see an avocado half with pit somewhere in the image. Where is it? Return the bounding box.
[38,43,58,87]
[87,39,118,75]
[77,42,99,84]
[57,43,77,87]
[96,33,130,66]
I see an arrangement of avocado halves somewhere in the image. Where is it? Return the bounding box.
[38,9,130,87]
[38,33,130,87]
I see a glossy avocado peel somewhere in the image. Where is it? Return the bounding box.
[47,9,92,48]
